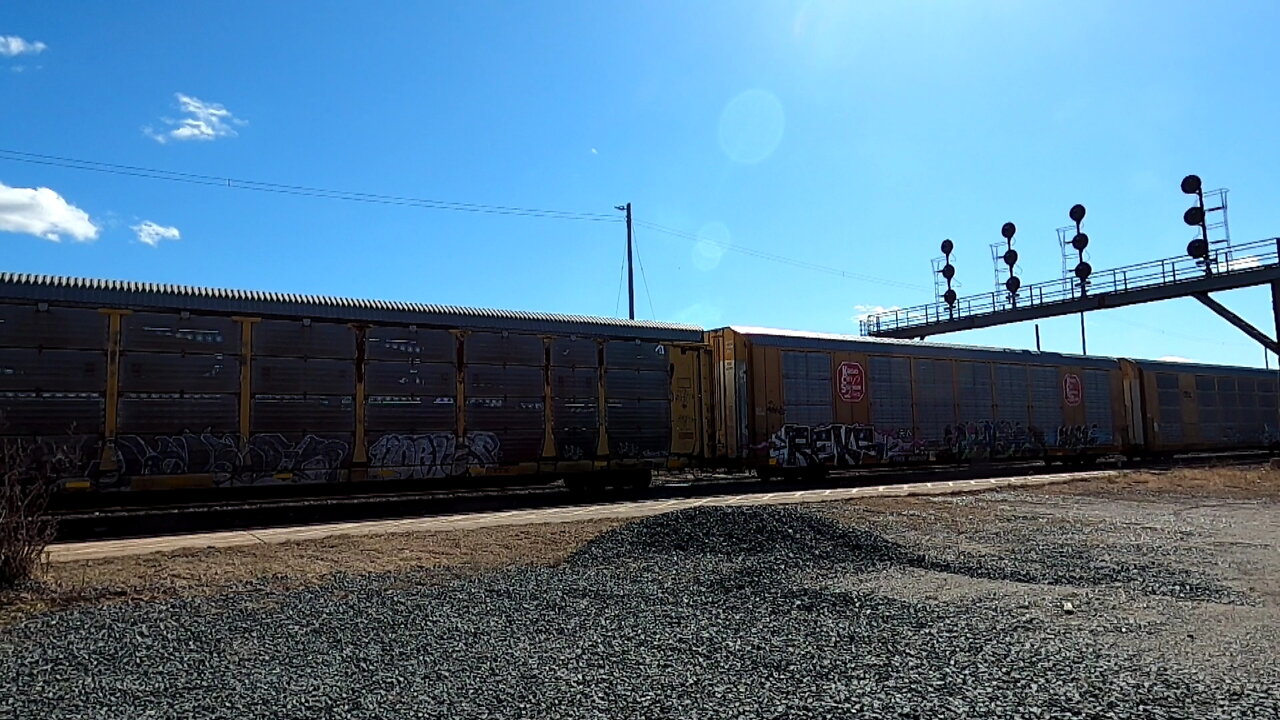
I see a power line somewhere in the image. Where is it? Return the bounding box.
[613,258,627,318]
[0,149,621,222]
[633,219,927,291]
[633,227,657,320]
[4,148,928,291]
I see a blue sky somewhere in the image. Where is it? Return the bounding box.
[3,1,1280,367]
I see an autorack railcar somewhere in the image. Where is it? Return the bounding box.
[706,326,1130,476]
[0,272,707,491]
[5,271,1280,496]
[1123,358,1280,455]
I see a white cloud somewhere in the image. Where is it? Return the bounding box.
[145,93,245,143]
[590,147,598,155]
[0,182,98,242]
[131,220,181,247]
[853,304,901,323]
[1157,355,1196,363]
[0,36,46,57]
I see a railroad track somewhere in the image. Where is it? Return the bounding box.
[51,451,1272,542]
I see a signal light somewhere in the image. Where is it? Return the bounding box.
[1068,203,1091,295]
[1182,174,1211,274]
[939,239,958,316]
[999,222,1020,306]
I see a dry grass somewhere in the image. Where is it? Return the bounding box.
[1041,464,1280,500]
[0,518,625,626]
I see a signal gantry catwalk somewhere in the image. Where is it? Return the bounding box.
[860,174,1280,356]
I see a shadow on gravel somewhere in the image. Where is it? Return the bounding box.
[567,505,1245,604]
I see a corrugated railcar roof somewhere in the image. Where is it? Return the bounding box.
[1125,357,1278,376]
[726,326,1277,374]
[0,272,704,341]
[725,325,1121,368]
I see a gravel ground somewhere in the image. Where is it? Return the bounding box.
[2,476,1278,719]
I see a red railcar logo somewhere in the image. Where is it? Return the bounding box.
[838,361,865,403]
[1063,373,1082,407]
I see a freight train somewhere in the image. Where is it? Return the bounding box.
[1,272,1276,493]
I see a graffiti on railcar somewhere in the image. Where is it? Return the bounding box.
[944,421,1047,460]
[367,431,501,479]
[880,428,925,462]
[111,433,240,480]
[0,434,96,482]
[245,434,350,483]
[110,433,351,484]
[1055,423,1100,450]
[767,423,925,468]
[613,440,669,460]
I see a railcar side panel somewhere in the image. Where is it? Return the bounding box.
[0,303,105,486]
[1136,361,1280,452]
[604,339,672,464]
[464,331,545,474]
[722,328,1126,474]
[549,336,598,470]
[364,326,458,480]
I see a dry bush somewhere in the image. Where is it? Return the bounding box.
[0,419,79,590]
[0,471,57,590]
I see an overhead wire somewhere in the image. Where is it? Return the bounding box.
[0,149,620,222]
[632,219,927,291]
[2,148,931,291]
[632,227,658,320]
[613,258,627,318]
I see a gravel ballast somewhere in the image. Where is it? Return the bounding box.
[2,490,1277,719]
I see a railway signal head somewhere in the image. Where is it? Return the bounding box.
[1005,276,1021,294]
[941,239,954,256]
[1181,173,1211,272]
[1069,204,1086,224]
[941,263,956,281]
[1074,261,1092,281]
[943,288,957,306]
[1001,222,1016,240]
[1002,249,1018,268]
[1071,232,1089,252]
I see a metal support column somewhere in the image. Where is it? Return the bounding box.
[1193,291,1280,355]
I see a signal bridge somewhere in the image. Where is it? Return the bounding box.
[861,175,1280,356]
[861,236,1280,349]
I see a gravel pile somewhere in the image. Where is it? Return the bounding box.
[2,504,1276,719]
[568,505,914,567]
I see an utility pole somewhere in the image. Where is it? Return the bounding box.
[616,202,635,320]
